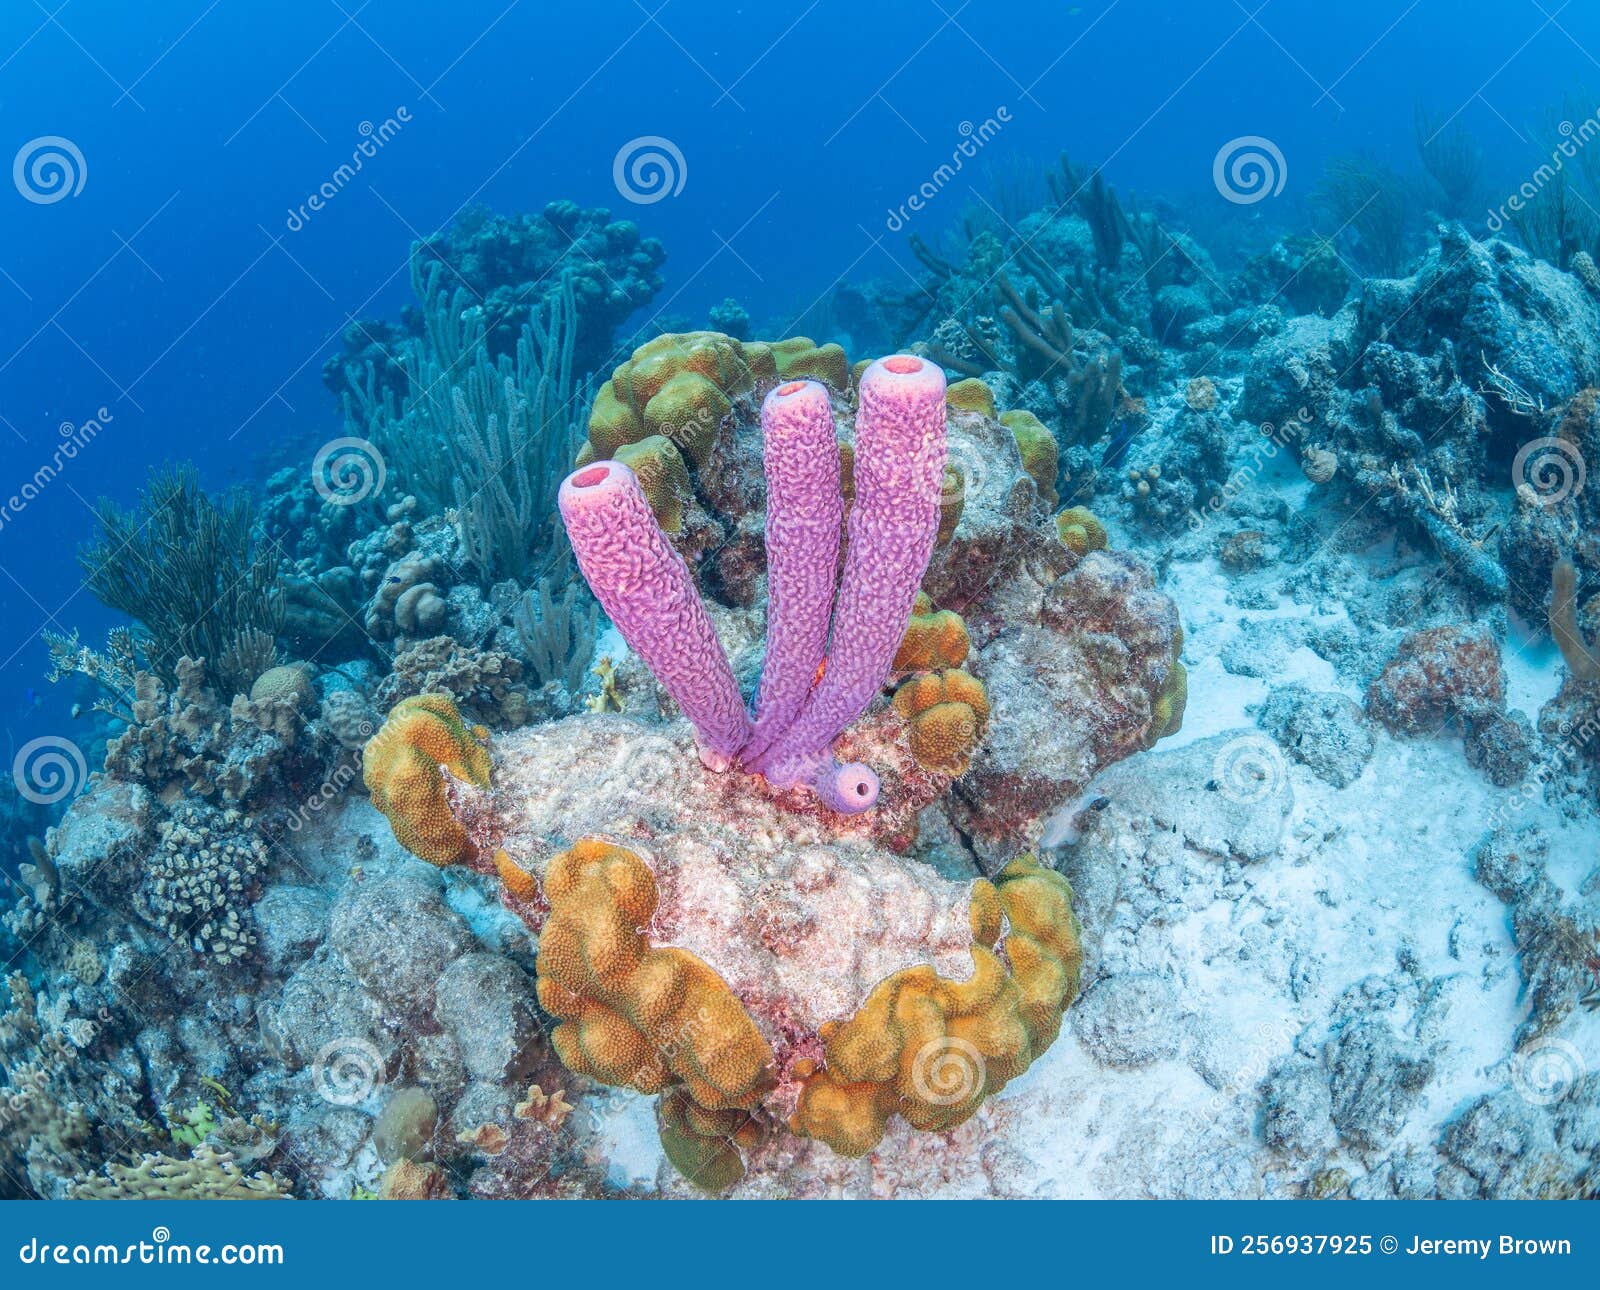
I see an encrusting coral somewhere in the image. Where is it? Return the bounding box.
[534,839,774,1115]
[362,694,492,865]
[892,592,971,673]
[1001,408,1060,507]
[790,855,1081,1156]
[893,668,991,776]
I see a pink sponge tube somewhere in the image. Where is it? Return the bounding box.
[740,379,844,764]
[749,354,947,811]
[558,461,752,769]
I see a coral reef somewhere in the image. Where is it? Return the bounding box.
[21,151,1600,1208]
[791,856,1080,1156]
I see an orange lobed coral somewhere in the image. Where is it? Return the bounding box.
[533,838,774,1116]
[893,667,991,776]
[789,855,1082,1156]
[893,592,971,673]
[362,694,491,866]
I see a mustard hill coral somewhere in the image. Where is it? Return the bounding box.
[790,855,1082,1156]
[582,331,847,468]
[362,694,491,866]
[892,592,971,673]
[946,376,997,418]
[893,668,991,777]
[533,838,774,1114]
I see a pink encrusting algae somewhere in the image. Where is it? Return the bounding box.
[558,353,948,813]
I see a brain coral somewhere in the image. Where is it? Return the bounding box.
[362,694,491,865]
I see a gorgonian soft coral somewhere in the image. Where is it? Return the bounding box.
[559,354,948,814]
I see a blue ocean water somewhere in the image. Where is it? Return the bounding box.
[1,0,1598,776]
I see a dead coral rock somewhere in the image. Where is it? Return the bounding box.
[46,779,154,914]
[488,716,985,1037]
[955,550,1183,861]
[1367,624,1505,735]
[1083,731,1293,865]
[433,952,543,1083]
[1218,529,1270,573]
[327,868,476,1008]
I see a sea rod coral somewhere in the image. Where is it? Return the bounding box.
[558,354,949,814]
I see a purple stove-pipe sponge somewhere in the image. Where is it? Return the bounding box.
[558,460,752,769]
[748,354,947,812]
[740,379,844,764]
